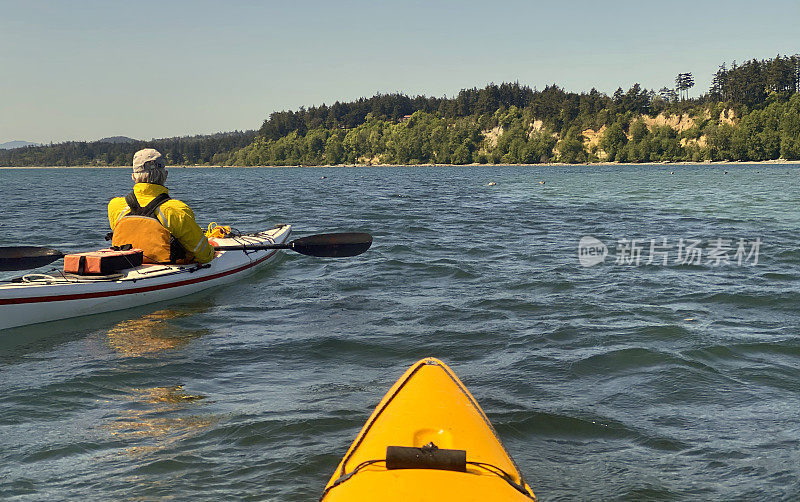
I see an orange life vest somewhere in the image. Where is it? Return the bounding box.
[111,192,187,264]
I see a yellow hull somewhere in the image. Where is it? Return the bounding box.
[321,358,536,501]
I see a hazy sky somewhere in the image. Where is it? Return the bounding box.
[2,0,798,143]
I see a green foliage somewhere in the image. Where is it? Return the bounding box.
[598,122,627,161]
[488,109,557,164]
[324,135,344,165]
[780,94,800,159]
[0,132,256,167]
[706,123,738,161]
[710,55,800,107]
[5,54,800,167]
[648,126,684,161]
[556,127,588,163]
[608,120,684,163]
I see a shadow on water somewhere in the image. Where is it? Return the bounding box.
[92,306,220,477]
[101,304,211,357]
[101,384,217,458]
[85,306,225,496]
[0,298,211,365]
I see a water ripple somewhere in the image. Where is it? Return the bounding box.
[2,165,800,500]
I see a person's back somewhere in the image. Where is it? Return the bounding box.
[108,148,215,264]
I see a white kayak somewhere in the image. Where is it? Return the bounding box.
[0,224,291,331]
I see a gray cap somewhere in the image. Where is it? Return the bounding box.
[132,148,165,173]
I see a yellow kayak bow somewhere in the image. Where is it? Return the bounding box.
[321,357,536,501]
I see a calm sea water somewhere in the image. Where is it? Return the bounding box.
[1,165,799,501]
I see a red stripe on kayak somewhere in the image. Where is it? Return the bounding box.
[0,250,277,305]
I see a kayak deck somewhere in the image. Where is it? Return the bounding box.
[0,224,291,330]
[322,357,536,501]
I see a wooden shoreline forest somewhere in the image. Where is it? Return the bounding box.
[3,54,800,167]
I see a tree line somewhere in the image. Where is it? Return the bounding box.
[710,55,800,106]
[235,53,800,165]
[3,53,799,166]
[0,131,256,167]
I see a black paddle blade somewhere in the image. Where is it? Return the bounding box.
[289,232,372,258]
[0,246,64,271]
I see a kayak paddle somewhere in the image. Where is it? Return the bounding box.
[213,232,373,258]
[0,232,372,271]
[0,246,65,272]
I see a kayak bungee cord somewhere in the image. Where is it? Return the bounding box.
[320,358,536,500]
[225,229,266,258]
[319,457,534,500]
[467,461,533,496]
[321,459,384,495]
[319,355,539,500]
[337,359,529,483]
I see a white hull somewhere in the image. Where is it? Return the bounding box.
[0,225,291,331]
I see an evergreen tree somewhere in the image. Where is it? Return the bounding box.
[675,73,695,100]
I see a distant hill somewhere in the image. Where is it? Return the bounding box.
[98,136,137,144]
[0,130,257,166]
[0,140,39,149]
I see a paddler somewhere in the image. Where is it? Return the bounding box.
[108,148,215,264]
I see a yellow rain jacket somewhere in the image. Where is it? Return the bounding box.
[108,183,215,264]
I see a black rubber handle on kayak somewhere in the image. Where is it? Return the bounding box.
[385,445,467,472]
[213,232,373,258]
[0,232,372,271]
